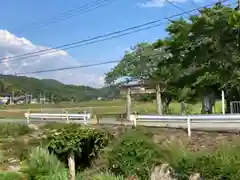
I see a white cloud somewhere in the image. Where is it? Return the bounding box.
[139,0,193,8]
[0,30,105,88]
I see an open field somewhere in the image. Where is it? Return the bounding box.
[0,100,223,119]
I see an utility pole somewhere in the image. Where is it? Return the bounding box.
[43,91,46,104]
[52,94,54,104]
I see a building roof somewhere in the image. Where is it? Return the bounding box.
[119,80,154,89]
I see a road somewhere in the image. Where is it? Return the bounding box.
[2,118,240,132]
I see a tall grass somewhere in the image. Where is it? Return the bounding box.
[0,172,26,180]
[21,147,68,180]
[0,123,32,138]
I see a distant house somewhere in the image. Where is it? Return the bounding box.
[97,97,103,100]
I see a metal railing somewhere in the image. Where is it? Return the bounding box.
[130,114,240,137]
[24,111,91,125]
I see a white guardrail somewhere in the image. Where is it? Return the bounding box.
[23,112,240,137]
[24,111,91,125]
[130,114,240,137]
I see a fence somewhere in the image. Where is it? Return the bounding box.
[22,111,240,138]
[130,114,240,137]
[24,111,91,125]
[230,101,240,114]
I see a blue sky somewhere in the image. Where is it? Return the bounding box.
[0,0,234,87]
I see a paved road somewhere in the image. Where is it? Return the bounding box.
[2,118,240,132]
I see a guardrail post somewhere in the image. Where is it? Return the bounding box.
[84,111,87,125]
[66,111,69,124]
[187,117,191,137]
[26,109,30,124]
[130,115,137,127]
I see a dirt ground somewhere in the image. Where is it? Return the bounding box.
[97,125,240,152]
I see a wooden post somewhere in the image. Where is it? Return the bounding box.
[68,151,75,180]
[156,84,163,115]
[222,90,225,114]
[126,88,131,120]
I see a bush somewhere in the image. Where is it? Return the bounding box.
[170,143,240,180]
[47,124,112,170]
[106,129,165,180]
[1,134,47,161]
[76,172,124,180]
[195,145,240,180]
[21,147,68,180]
[168,150,199,180]
[41,123,76,131]
[0,172,26,180]
[0,123,32,138]
[91,173,124,180]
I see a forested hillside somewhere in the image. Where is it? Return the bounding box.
[0,75,120,102]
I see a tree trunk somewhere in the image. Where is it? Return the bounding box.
[126,88,131,120]
[68,151,75,180]
[156,84,163,115]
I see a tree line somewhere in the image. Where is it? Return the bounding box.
[105,4,240,112]
[0,75,120,102]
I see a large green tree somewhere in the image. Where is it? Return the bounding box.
[156,4,240,112]
[105,3,240,113]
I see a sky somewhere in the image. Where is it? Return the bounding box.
[0,0,234,88]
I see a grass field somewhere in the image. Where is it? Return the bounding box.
[0,100,223,119]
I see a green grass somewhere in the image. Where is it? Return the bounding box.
[0,100,223,119]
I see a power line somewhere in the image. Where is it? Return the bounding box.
[16,60,119,75]
[164,0,191,15]
[15,0,116,33]
[6,20,169,65]
[2,0,230,63]
[0,0,230,65]
[17,32,236,76]
[15,0,235,76]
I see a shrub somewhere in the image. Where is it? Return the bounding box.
[160,139,199,180]
[21,147,68,180]
[0,123,32,138]
[76,172,124,180]
[0,172,26,180]
[41,123,75,131]
[106,129,164,180]
[170,143,240,180]
[1,134,47,161]
[91,173,125,180]
[47,124,112,170]
[168,150,199,180]
[194,144,240,180]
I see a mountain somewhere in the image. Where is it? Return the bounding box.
[0,75,120,102]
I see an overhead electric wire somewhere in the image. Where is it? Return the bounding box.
[164,0,192,15]
[0,0,230,66]
[16,60,120,75]
[15,0,116,33]
[14,0,234,76]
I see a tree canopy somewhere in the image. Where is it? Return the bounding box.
[105,3,240,109]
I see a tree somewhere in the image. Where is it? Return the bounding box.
[156,4,240,112]
[105,42,175,113]
[106,3,240,113]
